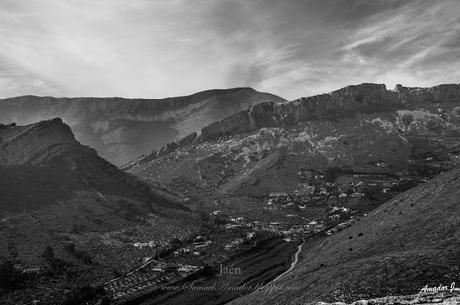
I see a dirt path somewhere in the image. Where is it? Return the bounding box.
[272,243,303,282]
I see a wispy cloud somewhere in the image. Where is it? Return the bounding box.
[0,0,459,99]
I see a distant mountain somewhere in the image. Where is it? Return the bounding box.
[126,83,460,204]
[0,119,197,304]
[0,88,285,165]
[229,165,460,304]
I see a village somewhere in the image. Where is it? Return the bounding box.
[263,163,429,212]
[102,160,447,303]
[103,201,359,303]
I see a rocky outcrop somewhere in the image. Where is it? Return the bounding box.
[128,83,460,167]
[198,83,460,142]
[0,118,94,166]
[395,83,460,105]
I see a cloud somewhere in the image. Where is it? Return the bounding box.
[0,0,459,100]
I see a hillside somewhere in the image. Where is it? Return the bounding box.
[127,83,460,216]
[0,88,285,165]
[0,119,197,304]
[229,165,460,305]
[0,118,185,211]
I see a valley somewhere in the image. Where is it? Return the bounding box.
[1,83,459,305]
[124,83,460,305]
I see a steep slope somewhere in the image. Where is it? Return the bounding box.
[0,119,197,304]
[0,88,285,165]
[230,166,460,305]
[127,83,460,211]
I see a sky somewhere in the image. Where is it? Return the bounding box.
[0,0,460,100]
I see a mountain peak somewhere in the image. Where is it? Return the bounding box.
[0,117,86,166]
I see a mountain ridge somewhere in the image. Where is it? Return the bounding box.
[0,87,285,165]
[3,87,270,101]
[125,82,460,169]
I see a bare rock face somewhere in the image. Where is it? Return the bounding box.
[204,83,460,142]
[395,84,460,105]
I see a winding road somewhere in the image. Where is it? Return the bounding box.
[272,243,303,282]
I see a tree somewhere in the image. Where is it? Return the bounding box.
[324,167,341,182]
[112,268,121,278]
[170,238,182,248]
[42,246,55,263]
[213,216,226,226]
[0,260,24,290]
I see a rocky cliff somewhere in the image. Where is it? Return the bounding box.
[0,88,285,165]
[128,83,460,168]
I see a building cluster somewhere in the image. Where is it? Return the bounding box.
[326,218,358,236]
[104,259,202,302]
[264,167,429,212]
[173,235,213,257]
[327,206,351,220]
